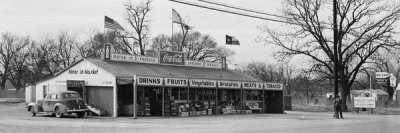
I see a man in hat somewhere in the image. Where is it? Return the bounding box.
[333,95,344,119]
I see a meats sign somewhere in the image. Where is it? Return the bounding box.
[159,51,185,65]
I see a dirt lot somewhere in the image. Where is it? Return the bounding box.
[0,103,399,133]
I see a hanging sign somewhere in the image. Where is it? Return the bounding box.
[218,80,241,89]
[159,51,185,65]
[242,82,263,90]
[164,78,188,87]
[264,83,283,91]
[136,76,163,86]
[189,79,217,88]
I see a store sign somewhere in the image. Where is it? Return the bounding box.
[218,80,241,89]
[376,72,389,79]
[136,56,158,64]
[136,76,163,86]
[186,60,204,67]
[159,51,185,65]
[204,62,221,69]
[164,78,188,87]
[111,54,136,62]
[242,82,263,90]
[66,80,85,87]
[264,83,283,91]
[189,79,217,88]
[354,97,376,108]
[68,69,99,75]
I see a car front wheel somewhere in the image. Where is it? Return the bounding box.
[54,107,63,118]
[30,107,36,117]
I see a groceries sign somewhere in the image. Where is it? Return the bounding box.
[159,51,185,65]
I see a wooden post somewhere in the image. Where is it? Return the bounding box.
[133,75,137,119]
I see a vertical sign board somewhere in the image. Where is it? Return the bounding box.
[264,83,283,91]
[242,82,263,90]
[164,78,188,87]
[218,80,241,89]
[159,51,185,65]
[354,97,376,108]
[136,76,163,86]
[189,79,217,88]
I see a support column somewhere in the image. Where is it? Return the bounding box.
[262,89,265,113]
[215,87,218,115]
[113,77,118,117]
[162,85,165,117]
[133,75,137,119]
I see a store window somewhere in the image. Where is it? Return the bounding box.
[218,89,242,114]
[243,90,263,113]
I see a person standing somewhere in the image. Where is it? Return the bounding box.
[334,96,344,119]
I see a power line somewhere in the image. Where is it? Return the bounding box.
[169,0,300,25]
[198,0,291,20]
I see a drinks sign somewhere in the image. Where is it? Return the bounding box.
[136,76,163,86]
[160,51,185,65]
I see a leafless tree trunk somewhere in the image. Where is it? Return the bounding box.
[260,0,400,111]
[124,0,152,55]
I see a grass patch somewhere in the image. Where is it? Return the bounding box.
[291,105,333,112]
[0,98,25,104]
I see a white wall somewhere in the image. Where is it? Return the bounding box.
[35,59,116,101]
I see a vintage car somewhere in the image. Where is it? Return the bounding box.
[27,91,89,118]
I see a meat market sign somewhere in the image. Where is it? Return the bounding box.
[160,51,185,65]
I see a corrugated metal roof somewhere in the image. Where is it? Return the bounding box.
[86,58,259,82]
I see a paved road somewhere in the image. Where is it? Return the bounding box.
[0,103,399,133]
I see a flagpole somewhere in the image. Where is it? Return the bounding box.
[172,18,174,47]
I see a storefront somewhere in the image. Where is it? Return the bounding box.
[30,51,284,117]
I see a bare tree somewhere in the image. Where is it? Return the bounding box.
[260,0,400,111]
[124,0,152,55]
[9,41,31,90]
[0,32,30,89]
[151,32,234,62]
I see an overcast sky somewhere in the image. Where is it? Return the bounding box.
[0,0,290,65]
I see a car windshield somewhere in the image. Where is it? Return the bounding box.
[62,93,80,99]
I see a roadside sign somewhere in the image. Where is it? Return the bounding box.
[376,72,389,79]
[376,78,388,85]
[354,97,375,108]
[390,75,397,87]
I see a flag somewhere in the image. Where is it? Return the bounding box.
[226,35,240,45]
[172,9,186,25]
[104,16,124,30]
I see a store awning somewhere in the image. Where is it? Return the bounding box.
[86,58,258,83]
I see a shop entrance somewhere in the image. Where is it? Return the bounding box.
[137,86,163,116]
[265,91,283,113]
[117,84,133,116]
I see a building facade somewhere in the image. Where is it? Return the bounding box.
[29,51,284,117]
